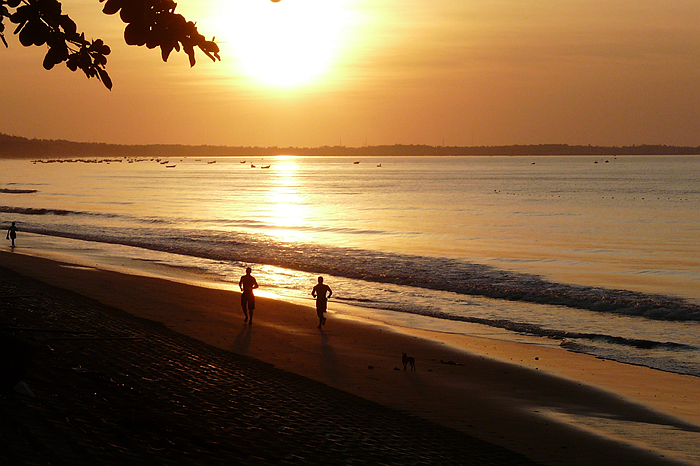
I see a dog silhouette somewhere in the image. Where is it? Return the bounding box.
[402,352,415,371]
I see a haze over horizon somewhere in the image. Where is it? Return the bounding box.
[2,0,698,148]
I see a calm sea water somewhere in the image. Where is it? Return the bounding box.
[2,155,699,377]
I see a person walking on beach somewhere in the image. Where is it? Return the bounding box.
[239,267,259,325]
[6,222,18,247]
[312,276,332,329]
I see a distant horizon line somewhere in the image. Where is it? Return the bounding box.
[1,133,699,158]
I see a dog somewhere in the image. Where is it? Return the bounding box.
[402,352,416,371]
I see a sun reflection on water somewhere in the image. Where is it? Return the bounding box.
[265,157,309,243]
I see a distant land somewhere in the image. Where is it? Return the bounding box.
[1,133,699,158]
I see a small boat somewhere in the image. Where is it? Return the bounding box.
[166,165,176,168]
[377,164,382,167]
[261,165,271,169]
[207,161,216,164]
[240,160,246,163]
[251,164,256,168]
[353,161,360,164]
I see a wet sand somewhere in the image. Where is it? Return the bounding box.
[1,249,699,466]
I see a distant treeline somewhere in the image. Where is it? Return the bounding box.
[1,133,698,159]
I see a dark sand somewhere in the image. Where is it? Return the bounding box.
[1,250,698,465]
[0,264,541,466]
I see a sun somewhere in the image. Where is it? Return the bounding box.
[218,0,352,87]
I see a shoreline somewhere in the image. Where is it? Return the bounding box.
[1,247,699,466]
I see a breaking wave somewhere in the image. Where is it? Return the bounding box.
[18,221,700,323]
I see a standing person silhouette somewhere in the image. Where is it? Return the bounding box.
[239,267,259,325]
[312,276,332,329]
[6,222,18,248]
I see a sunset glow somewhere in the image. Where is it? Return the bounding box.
[0,0,697,147]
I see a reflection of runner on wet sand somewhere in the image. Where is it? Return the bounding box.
[312,276,332,329]
[239,267,259,325]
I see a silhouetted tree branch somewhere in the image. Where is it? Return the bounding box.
[1,0,220,90]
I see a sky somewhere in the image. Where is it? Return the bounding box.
[1,0,699,147]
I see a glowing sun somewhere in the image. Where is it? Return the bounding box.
[220,0,351,87]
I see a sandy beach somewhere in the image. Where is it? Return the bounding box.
[1,248,699,466]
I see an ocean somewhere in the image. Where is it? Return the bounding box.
[2,154,699,378]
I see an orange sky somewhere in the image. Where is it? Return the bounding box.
[1,0,699,147]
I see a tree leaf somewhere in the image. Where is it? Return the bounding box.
[43,42,68,70]
[18,22,33,46]
[160,43,173,61]
[66,54,78,71]
[184,43,195,67]
[96,67,112,90]
[102,0,122,16]
[123,21,147,46]
[10,4,33,25]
